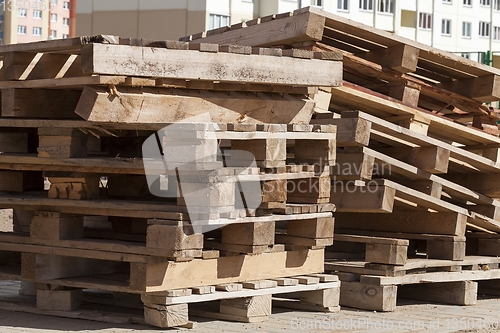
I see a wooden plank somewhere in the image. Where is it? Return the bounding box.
[75,86,315,124]
[438,74,500,103]
[361,269,500,286]
[81,43,341,87]
[330,183,395,213]
[334,234,409,246]
[0,35,119,54]
[142,249,324,292]
[187,11,326,47]
[335,211,468,236]
[312,115,371,147]
[379,146,450,174]
[363,44,419,74]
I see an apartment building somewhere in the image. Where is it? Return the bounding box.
[1,0,74,45]
[75,0,314,40]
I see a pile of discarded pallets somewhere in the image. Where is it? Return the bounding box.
[0,33,342,328]
[2,5,500,329]
[183,6,500,313]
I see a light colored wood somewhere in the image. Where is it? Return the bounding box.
[312,116,371,147]
[287,217,334,239]
[143,303,189,328]
[242,280,278,290]
[300,287,340,308]
[427,238,466,260]
[142,249,324,292]
[365,243,408,266]
[82,43,341,87]
[438,74,500,103]
[187,11,326,47]
[335,211,467,236]
[361,269,500,286]
[146,223,203,251]
[380,146,450,174]
[363,44,419,74]
[221,222,275,246]
[333,152,375,180]
[220,294,271,318]
[340,281,397,311]
[75,86,315,125]
[334,234,409,246]
[216,283,243,292]
[36,289,82,311]
[398,281,477,305]
[330,183,395,213]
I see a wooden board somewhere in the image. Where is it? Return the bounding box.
[75,86,315,124]
[142,249,324,292]
[81,43,342,87]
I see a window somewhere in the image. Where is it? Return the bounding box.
[63,18,69,26]
[63,34,69,39]
[51,13,57,22]
[17,25,26,34]
[463,0,471,5]
[359,0,373,10]
[494,26,500,40]
[419,13,432,29]
[50,30,56,38]
[312,0,322,6]
[495,0,500,9]
[33,10,42,19]
[33,27,41,36]
[209,14,229,30]
[479,21,490,37]
[461,53,471,59]
[378,0,393,13]
[51,0,57,4]
[63,1,69,9]
[462,22,471,37]
[338,0,348,10]
[18,8,27,17]
[443,0,452,3]
[480,0,491,5]
[442,19,451,35]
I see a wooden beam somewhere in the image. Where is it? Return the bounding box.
[186,11,326,47]
[81,43,341,87]
[75,86,315,124]
[141,249,324,292]
[379,146,450,174]
[438,75,500,103]
[340,282,397,311]
[311,116,371,147]
[335,211,468,236]
[330,183,395,213]
[363,44,419,74]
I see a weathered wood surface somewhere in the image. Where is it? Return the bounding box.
[81,43,342,87]
[75,86,315,124]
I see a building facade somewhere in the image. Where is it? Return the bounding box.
[75,0,500,63]
[1,0,74,45]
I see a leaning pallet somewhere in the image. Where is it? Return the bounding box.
[186,5,500,312]
[0,36,343,328]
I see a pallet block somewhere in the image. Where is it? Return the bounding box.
[144,303,189,328]
[36,288,83,311]
[30,212,84,240]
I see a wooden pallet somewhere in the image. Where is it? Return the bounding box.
[0,274,340,328]
[183,6,500,123]
[328,256,500,311]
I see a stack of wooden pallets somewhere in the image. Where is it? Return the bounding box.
[0,36,343,327]
[185,6,500,313]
